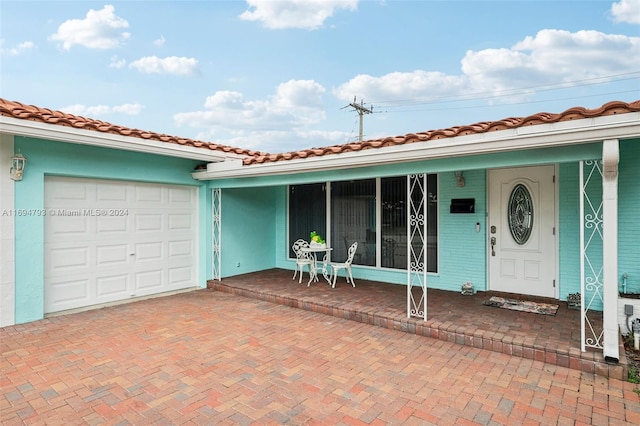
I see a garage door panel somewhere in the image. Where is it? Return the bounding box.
[96,274,129,297]
[46,278,90,308]
[168,240,193,257]
[96,244,129,266]
[135,185,163,203]
[135,242,163,261]
[47,246,91,272]
[134,270,164,291]
[96,182,128,203]
[96,216,129,234]
[169,187,194,204]
[135,214,163,232]
[168,266,193,287]
[45,180,89,203]
[46,215,90,237]
[168,213,194,231]
[45,177,198,314]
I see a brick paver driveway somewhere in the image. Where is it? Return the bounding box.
[2,289,639,425]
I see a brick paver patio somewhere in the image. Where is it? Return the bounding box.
[2,282,639,424]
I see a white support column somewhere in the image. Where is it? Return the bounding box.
[602,139,620,362]
[407,174,427,320]
[212,188,222,281]
[0,134,16,326]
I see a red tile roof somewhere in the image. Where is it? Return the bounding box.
[244,100,640,165]
[0,98,266,158]
[2,97,638,166]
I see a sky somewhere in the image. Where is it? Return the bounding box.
[1,0,639,154]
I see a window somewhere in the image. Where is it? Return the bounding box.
[288,183,326,258]
[381,177,406,269]
[381,175,438,272]
[331,179,376,266]
[288,175,438,272]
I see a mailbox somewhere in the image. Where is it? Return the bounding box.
[450,198,475,214]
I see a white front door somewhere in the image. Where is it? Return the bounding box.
[488,165,557,298]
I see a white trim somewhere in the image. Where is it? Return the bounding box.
[212,188,222,281]
[579,160,586,351]
[554,163,560,300]
[407,174,428,320]
[0,134,16,326]
[325,182,331,254]
[192,112,640,180]
[487,165,558,298]
[0,115,239,162]
[602,138,620,362]
[375,178,382,267]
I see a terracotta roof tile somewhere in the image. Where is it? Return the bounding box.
[242,100,640,165]
[0,98,266,158]
[2,98,638,166]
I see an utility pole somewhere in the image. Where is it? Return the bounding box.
[344,97,373,142]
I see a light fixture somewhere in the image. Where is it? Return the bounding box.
[455,171,465,187]
[10,151,27,181]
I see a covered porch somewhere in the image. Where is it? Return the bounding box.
[208,268,628,381]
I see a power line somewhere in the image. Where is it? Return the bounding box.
[376,89,638,115]
[370,71,640,109]
[342,97,373,142]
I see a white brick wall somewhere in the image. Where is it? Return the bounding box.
[0,134,15,326]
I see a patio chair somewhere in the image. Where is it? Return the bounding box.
[292,239,313,283]
[329,241,358,288]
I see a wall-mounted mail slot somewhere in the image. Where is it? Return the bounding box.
[450,198,475,214]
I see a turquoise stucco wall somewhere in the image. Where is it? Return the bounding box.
[208,144,603,190]
[558,162,581,299]
[619,139,640,294]
[556,139,640,303]
[13,136,209,324]
[267,171,487,289]
[213,142,609,295]
[436,170,487,292]
[219,186,277,277]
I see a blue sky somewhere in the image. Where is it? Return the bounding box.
[1,0,639,153]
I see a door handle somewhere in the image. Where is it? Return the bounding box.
[490,237,496,256]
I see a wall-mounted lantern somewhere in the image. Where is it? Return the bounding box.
[10,151,26,181]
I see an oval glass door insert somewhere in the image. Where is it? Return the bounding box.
[508,184,533,245]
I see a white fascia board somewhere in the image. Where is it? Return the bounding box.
[0,116,234,162]
[192,112,640,180]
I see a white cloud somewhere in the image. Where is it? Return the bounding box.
[335,29,639,105]
[334,71,467,103]
[60,103,143,117]
[108,55,126,69]
[611,0,640,24]
[193,128,349,153]
[112,103,144,115]
[50,5,130,50]
[174,80,330,152]
[239,0,359,30]
[153,35,166,47]
[175,79,326,129]
[129,56,199,75]
[463,29,640,94]
[0,40,36,55]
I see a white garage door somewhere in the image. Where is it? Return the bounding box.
[44,176,198,314]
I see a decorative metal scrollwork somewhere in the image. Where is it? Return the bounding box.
[508,184,533,245]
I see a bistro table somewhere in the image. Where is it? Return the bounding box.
[300,246,333,286]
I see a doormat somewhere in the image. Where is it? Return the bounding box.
[483,296,559,315]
